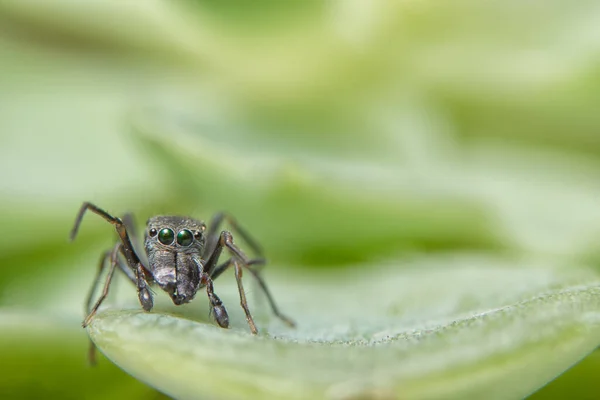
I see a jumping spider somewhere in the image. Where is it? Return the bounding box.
[70,202,294,361]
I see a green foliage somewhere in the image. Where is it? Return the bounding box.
[0,311,166,399]
[1,1,600,399]
[89,262,600,399]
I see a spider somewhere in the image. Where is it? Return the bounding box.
[70,202,294,361]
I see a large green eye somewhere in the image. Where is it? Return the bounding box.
[177,229,194,246]
[158,228,174,245]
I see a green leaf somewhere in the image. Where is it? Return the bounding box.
[88,256,600,399]
[130,116,510,267]
[0,310,166,399]
[0,0,209,63]
[530,349,600,399]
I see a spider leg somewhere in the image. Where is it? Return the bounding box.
[204,231,295,332]
[204,257,259,333]
[209,257,265,281]
[85,242,133,365]
[233,260,257,334]
[84,248,113,366]
[85,249,112,317]
[122,212,149,267]
[244,266,296,328]
[211,257,295,328]
[71,202,154,313]
[85,244,140,319]
[84,243,151,366]
[201,273,229,329]
[83,243,121,328]
[71,203,142,270]
[205,212,264,261]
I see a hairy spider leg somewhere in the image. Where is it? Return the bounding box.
[202,230,295,333]
[83,243,120,327]
[71,202,154,313]
[210,257,295,328]
[201,273,229,329]
[206,217,296,329]
[205,212,265,262]
[83,242,125,365]
[233,260,258,334]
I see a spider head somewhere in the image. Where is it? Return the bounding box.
[145,216,206,250]
[144,216,207,302]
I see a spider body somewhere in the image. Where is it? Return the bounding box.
[70,202,294,363]
[145,216,207,306]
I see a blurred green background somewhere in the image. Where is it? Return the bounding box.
[1,1,600,399]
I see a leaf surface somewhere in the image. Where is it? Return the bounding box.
[89,256,600,400]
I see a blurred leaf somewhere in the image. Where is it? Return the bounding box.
[0,310,165,399]
[3,0,599,160]
[529,348,600,399]
[185,0,322,25]
[89,257,600,399]
[0,0,208,63]
[130,115,509,266]
[0,207,110,294]
[2,1,600,399]
[131,103,600,264]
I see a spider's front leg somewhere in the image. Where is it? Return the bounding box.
[136,265,154,312]
[203,230,262,333]
[206,229,295,332]
[72,202,156,365]
[71,202,154,315]
[201,273,229,329]
[205,214,295,329]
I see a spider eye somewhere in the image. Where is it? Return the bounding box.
[194,230,202,239]
[158,228,175,245]
[149,228,157,237]
[177,229,194,246]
